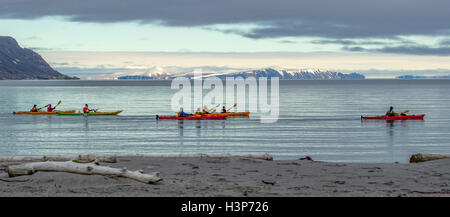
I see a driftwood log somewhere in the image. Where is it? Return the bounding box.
[410,153,450,163]
[6,161,161,184]
[0,155,117,163]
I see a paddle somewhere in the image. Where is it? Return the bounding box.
[37,100,61,111]
[53,100,62,109]
[226,104,237,112]
[207,104,220,113]
[36,105,47,111]
[402,110,409,114]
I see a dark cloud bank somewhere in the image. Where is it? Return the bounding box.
[2,0,450,55]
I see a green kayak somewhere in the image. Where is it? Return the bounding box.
[57,110,123,116]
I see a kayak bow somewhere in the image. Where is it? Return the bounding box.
[361,114,425,120]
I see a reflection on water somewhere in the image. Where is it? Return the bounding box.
[159,119,229,138]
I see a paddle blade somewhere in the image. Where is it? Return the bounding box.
[226,103,237,112]
[402,110,410,114]
[56,100,62,106]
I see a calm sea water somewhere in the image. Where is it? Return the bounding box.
[1,79,449,163]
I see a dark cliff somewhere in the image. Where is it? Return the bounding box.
[0,36,77,80]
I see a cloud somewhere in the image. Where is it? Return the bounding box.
[25,47,55,51]
[1,0,450,40]
[24,36,42,40]
[342,45,450,56]
[311,39,387,46]
[342,46,366,52]
[344,69,450,78]
[439,39,450,46]
[278,40,296,44]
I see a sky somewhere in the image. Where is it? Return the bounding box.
[1,0,450,78]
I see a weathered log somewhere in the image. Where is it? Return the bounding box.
[0,155,117,163]
[0,178,30,183]
[129,153,274,161]
[410,153,450,163]
[6,161,161,184]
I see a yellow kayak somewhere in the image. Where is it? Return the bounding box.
[197,112,250,117]
[13,110,76,115]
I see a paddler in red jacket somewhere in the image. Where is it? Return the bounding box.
[83,104,95,113]
[202,105,209,114]
[47,104,55,112]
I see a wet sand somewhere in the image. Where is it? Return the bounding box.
[1,156,449,196]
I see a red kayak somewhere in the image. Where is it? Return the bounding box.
[156,114,227,120]
[361,114,425,120]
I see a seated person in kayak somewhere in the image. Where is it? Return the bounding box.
[178,107,190,117]
[195,108,201,115]
[221,106,227,113]
[30,104,40,112]
[385,106,406,116]
[202,105,209,114]
[83,104,96,113]
[47,104,55,112]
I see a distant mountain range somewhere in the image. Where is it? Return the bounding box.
[117,68,365,80]
[397,75,450,79]
[0,36,77,80]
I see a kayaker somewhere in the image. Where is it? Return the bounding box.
[221,106,227,113]
[178,107,190,117]
[30,104,40,112]
[385,106,398,116]
[195,108,201,115]
[83,104,95,113]
[386,106,407,116]
[202,105,209,114]
[47,104,55,112]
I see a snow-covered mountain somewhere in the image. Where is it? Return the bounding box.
[116,67,365,80]
[212,68,365,80]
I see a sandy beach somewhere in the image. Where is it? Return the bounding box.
[0,155,449,197]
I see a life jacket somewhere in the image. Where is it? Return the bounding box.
[31,107,38,112]
[47,107,55,112]
[387,110,398,116]
[83,107,89,113]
